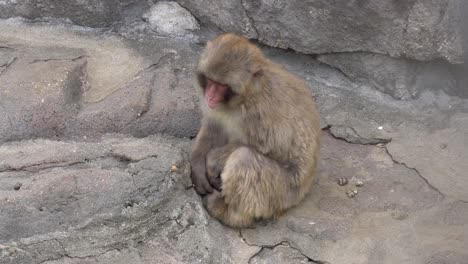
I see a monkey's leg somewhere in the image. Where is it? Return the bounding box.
[205,146,304,228]
[202,189,254,227]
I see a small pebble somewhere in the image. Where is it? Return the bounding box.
[124,201,133,208]
[7,247,17,254]
[337,177,348,186]
[13,182,22,191]
[391,211,408,220]
[439,143,447,149]
[376,143,385,148]
[170,165,178,172]
[346,189,358,198]
[355,181,364,187]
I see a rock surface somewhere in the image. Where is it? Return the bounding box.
[0,12,467,264]
[0,19,201,144]
[178,0,463,64]
[142,1,199,38]
[317,52,466,100]
[0,0,135,27]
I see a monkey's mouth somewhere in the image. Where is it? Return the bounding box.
[204,78,232,109]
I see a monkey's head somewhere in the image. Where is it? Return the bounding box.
[196,33,265,110]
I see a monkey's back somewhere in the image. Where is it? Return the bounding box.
[241,60,321,200]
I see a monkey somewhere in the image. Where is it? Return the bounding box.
[190,33,321,228]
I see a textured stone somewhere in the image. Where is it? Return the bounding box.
[0,134,262,264]
[250,245,311,264]
[0,50,86,143]
[1,15,468,264]
[177,0,257,39]
[0,0,122,27]
[318,52,467,100]
[387,113,468,201]
[143,1,199,37]
[241,134,465,264]
[179,0,463,63]
[0,19,201,143]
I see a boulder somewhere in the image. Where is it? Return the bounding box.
[178,0,463,63]
[142,1,200,37]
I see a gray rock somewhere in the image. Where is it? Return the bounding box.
[177,0,257,39]
[387,113,468,201]
[0,0,133,27]
[241,134,465,264]
[250,244,311,264]
[0,19,202,143]
[0,50,86,143]
[1,0,463,64]
[329,125,389,145]
[1,15,468,264]
[425,251,468,264]
[0,133,262,264]
[179,0,463,63]
[318,52,467,100]
[143,1,199,37]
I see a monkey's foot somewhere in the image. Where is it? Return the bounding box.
[202,190,227,218]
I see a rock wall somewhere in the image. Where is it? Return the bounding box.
[176,0,466,99]
[1,0,464,99]
[178,0,463,63]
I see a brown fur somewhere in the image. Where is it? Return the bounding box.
[190,33,321,228]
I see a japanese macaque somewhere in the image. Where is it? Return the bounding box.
[190,33,321,228]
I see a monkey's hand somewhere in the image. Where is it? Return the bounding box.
[206,151,223,191]
[190,158,214,195]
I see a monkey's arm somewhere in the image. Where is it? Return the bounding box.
[206,143,243,191]
[190,118,228,195]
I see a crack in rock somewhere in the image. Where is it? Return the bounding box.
[30,55,89,64]
[323,127,444,198]
[324,125,391,145]
[240,0,259,37]
[327,125,391,145]
[384,147,445,198]
[239,230,327,264]
[0,57,17,77]
[0,160,87,173]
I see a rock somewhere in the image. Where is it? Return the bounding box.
[0,19,202,143]
[143,1,199,37]
[425,251,468,264]
[240,134,466,264]
[329,125,389,145]
[250,244,311,264]
[66,60,201,140]
[177,0,257,39]
[0,133,263,264]
[0,19,146,103]
[387,113,468,201]
[0,0,131,27]
[1,0,463,64]
[405,0,463,64]
[0,47,15,68]
[0,49,86,143]
[318,52,466,100]
[179,0,463,63]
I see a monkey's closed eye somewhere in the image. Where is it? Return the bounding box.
[197,73,207,89]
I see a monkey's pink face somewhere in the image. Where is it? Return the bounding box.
[205,78,230,109]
